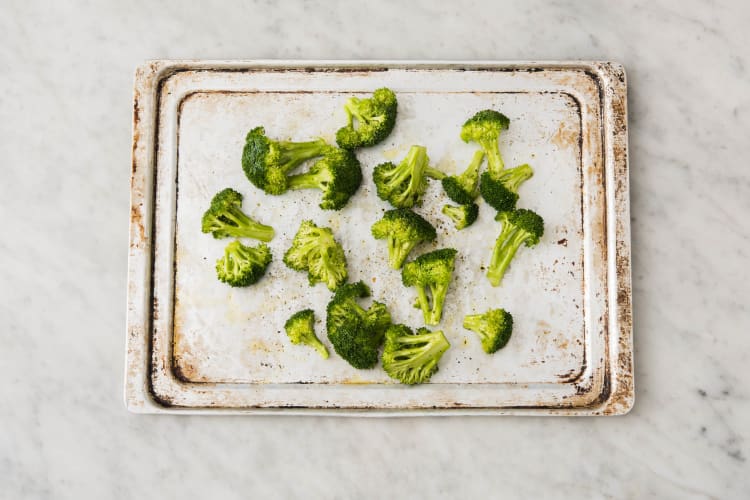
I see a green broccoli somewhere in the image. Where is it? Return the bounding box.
[284,309,329,359]
[373,145,443,208]
[382,324,450,385]
[460,109,510,173]
[242,126,329,195]
[335,88,397,149]
[326,282,392,369]
[441,203,479,230]
[441,150,486,204]
[463,309,514,353]
[401,248,457,325]
[283,220,348,291]
[286,147,363,210]
[371,208,437,269]
[201,188,275,242]
[487,209,544,286]
[479,163,534,213]
[215,240,272,287]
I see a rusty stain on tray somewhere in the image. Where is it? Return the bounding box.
[126,60,632,415]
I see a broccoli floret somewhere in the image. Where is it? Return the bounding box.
[335,88,397,149]
[463,309,513,353]
[479,163,534,212]
[284,309,329,359]
[441,150,486,204]
[441,203,479,230]
[201,188,275,241]
[460,109,510,173]
[242,126,329,195]
[286,147,363,210]
[487,209,544,286]
[373,145,442,208]
[215,240,272,287]
[326,282,392,369]
[401,248,457,325]
[283,220,348,291]
[371,208,437,269]
[382,324,450,385]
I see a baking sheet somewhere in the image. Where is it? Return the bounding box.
[126,61,633,415]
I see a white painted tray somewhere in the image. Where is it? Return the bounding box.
[126,60,633,415]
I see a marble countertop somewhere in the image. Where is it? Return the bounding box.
[2,0,748,498]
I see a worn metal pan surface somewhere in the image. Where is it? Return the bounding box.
[126,60,632,415]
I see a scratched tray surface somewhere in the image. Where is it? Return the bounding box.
[127,61,633,414]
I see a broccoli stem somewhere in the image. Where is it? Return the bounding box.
[426,283,449,325]
[287,169,331,190]
[344,97,385,127]
[487,229,529,286]
[277,139,329,173]
[424,167,445,180]
[462,314,485,333]
[481,139,504,174]
[222,208,275,242]
[387,238,417,269]
[308,336,330,359]
[459,149,485,194]
[498,164,533,191]
[415,286,431,322]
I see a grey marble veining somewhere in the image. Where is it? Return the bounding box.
[1,0,748,498]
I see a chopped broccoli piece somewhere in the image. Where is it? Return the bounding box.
[201,188,275,241]
[242,126,329,195]
[287,147,363,210]
[284,309,329,359]
[479,163,534,212]
[215,240,272,287]
[371,208,437,269]
[487,209,544,286]
[441,203,479,230]
[326,282,391,369]
[401,248,457,325]
[283,220,348,291]
[382,324,450,385]
[441,150,486,204]
[335,88,397,149]
[460,109,510,173]
[463,309,514,353]
[373,145,442,208]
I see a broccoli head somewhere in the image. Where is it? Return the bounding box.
[215,240,272,287]
[284,309,329,359]
[463,309,514,353]
[287,147,363,210]
[201,188,275,242]
[441,150,486,204]
[382,324,450,385]
[487,209,544,286]
[441,203,479,230]
[335,88,397,149]
[242,126,329,195]
[401,248,457,325]
[326,282,392,369]
[371,208,437,269]
[460,109,510,173]
[373,145,442,208]
[283,220,348,291]
[479,163,534,212]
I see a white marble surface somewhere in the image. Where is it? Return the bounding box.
[1,0,748,498]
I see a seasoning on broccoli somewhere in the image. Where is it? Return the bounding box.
[201,188,275,242]
[441,203,479,230]
[479,163,534,213]
[382,324,450,385]
[242,126,329,195]
[463,309,514,353]
[441,150,486,205]
[284,309,329,359]
[215,240,272,287]
[401,248,457,325]
[283,220,348,291]
[326,282,391,369]
[371,208,437,269]
[373,145,443,208]
[487,209,544,286]
[286,147,363,210]
[335,88,397,149]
